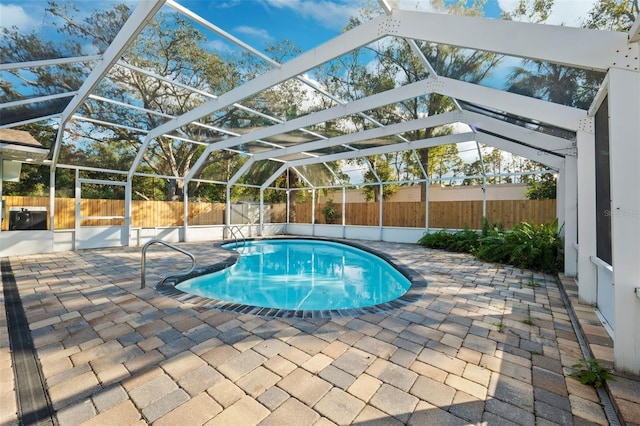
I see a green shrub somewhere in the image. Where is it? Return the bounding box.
[417,230,457,250]
[321,200,339,224]
[418,218,564,274]
[451,227,481,252]
[418,226,480,253]
[475,219,563,273]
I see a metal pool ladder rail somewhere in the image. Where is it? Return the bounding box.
[226,225,246,247]
[141,239,196,288]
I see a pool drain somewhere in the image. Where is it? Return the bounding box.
[2,259,56,426]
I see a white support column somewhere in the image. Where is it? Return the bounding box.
[225,185,231,233]
[286,189,290,227]
[74,169,81,250]
[311,189,316,235]
[183,187,189,242]
[49,167,55,232]
[379,185,383,240]
[124,179,131,246]
[556,168,565,230]
[342,187,346,235]
[607,68,640,375]
[475,141,487,220]
[576,120,597,304]
[259,189,264,237]
[425,179,430,231]
[562,158,577,276]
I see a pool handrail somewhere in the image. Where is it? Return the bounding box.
[225,225,246,247]
[141,239,196,289]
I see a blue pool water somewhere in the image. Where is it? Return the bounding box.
[175,239,411,311]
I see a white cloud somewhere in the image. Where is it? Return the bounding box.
[498,0,597,27]
[298,73,325,111]
[393,0,440,13]
[262,0,360,31]
[0,3,37,31]
[207,39,236,53]
[544,0,597,26]
[234,25,274,43]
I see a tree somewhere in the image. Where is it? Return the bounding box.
[462,160,484,185]
[584,0,639,31]
[482,147,506,183]
[505,0,638,109]
[1,2,269,201]
[362,156,398,201]
[501,0,554,23]
[315,0,500,199]
[525,173,557,199]
[430,144,464,184]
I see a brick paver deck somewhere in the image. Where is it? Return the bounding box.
[1,240,638,425]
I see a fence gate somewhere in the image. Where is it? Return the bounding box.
[75,178,129,250]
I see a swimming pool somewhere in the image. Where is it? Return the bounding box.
[173,238,417,314]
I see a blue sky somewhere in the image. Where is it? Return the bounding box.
[176,0,597,53]
[1,0,599,56]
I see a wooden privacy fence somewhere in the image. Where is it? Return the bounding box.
[2,196,555,231]
[295,199,557,229]
[1,197,230,230]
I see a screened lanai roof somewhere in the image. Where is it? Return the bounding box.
[1,0,636,190]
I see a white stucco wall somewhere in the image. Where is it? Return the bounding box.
[319,183,528,203]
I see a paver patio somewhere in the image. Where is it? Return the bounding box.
[1,240,639,425]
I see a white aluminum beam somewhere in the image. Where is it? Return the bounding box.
[377,0,438,77]
[0,114,61,130]
[270,127,564,186]
[205,102,571,186]
[72,114,215,148]
[629,14,640,43]
[137,9,600,184]
[88,94,173,119]
[436,76,586,131]
[115,61,314,135]
[183,79,435,182]
[291,166,313,188]
[391,9,630,72]
[460,110,574,155]
[0,55,102,71]
[169,0,395,142]
[72,115,148,134]
[177,75,577,188]
[227,158,257,187]
[254,112,460,162]
[364,157,381,184]
[250,109,570,168]
[475,133,564,169]
[52,0,166,167]
[116,61,217,100]
[261,133,473,189]
[56,163,128,174]
[131,12,389,175]
[167,0,279,67]
[0,92,79,110]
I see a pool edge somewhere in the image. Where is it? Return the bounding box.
[155,236,429,318]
